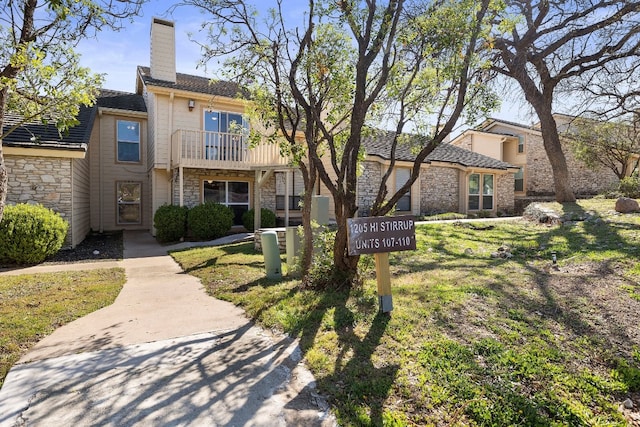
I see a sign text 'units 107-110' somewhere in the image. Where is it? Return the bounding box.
[347,215,416,255]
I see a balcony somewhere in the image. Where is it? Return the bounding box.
[171,129,289,169]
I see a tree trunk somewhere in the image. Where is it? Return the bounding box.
[534,108,576,202]
[0,88,9,223]
[299,159,316,281]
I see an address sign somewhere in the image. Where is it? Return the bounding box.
[347,215,417,256]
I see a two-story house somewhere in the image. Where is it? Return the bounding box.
[450,117,619,207]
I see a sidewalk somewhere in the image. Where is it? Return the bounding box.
[0,231,335,427]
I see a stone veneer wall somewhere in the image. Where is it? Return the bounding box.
[260,173,277,213]
[526,134,618,196]
[5,155,74,246]
[496,173,515,214]
[420,166,459,214]
[356,161,382,215]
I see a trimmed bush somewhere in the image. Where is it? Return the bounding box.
[154,204,188,243]
[0,203,69,264]
[187,202,234,240]
[242,208,276,231]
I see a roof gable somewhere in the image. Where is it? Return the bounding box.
[137,66,248,99]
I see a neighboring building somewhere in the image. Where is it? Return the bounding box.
[450,117,619,203]
[3,108,95,248]
[358,131,519,216]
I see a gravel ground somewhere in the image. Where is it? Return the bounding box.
[44,231,124,264]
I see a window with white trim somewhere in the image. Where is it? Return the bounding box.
[469,173,494,211]
[203,180,249,225]
[117,120,140,162]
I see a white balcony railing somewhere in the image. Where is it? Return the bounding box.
[171,129,289,169]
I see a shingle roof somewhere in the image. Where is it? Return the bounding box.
[137,66,248,99]
[98,89,147,112]
[2,105,96,151]
[477,117,537,132]
[362,130,516,170]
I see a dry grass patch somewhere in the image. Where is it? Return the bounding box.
[0,268,126,388]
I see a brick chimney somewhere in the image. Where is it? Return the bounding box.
[150,18,176,83]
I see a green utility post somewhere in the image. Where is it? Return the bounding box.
[262,230,282,279]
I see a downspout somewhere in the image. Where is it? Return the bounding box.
[168,92,174,174]
[168,92,174,205]
[98,109,104,233]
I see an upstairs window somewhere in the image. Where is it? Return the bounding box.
[517,136,525,154]
[117,120,140,162]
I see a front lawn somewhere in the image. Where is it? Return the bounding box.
[0,268,126,388]
[171,199,640,426]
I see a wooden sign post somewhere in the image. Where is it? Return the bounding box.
[347,215,416,314]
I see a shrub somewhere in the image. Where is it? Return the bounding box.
[187,202,234,240]
[154,204,188,243]
[242,208,276,231]
[0,203,69,264]
[618,175,640,199]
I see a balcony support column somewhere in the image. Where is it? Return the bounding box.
[179,166,184,206]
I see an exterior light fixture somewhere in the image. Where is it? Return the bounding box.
[188,99,195,111]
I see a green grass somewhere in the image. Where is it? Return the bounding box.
[171,199,640,426]
[0,268,126,388]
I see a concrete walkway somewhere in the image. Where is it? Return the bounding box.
[0,231,335,427]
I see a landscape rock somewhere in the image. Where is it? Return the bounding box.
[623,398,635,409]
[615,197,639,213]
[523,203,562,224]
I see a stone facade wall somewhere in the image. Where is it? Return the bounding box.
[496,173,515,214]
[526,134,618,196]
[356,161,382,215]
[6,155,74,246]
[260,173,277,213]
[420,166,459,214]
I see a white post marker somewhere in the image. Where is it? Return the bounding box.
[347,215,416,314]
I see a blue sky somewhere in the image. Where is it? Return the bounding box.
[75,0,533,126]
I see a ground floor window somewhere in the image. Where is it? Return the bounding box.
[275,171,303,210]
[395,167,411,211]
[117,182,142,224]
[514,167,524,192]
[203,180,249,225]
[468,173,494,211]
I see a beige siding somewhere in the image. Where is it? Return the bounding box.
[472,137,503,161]
[150,19,176,82]
[90,110,150,232]
[71,155,91,247]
